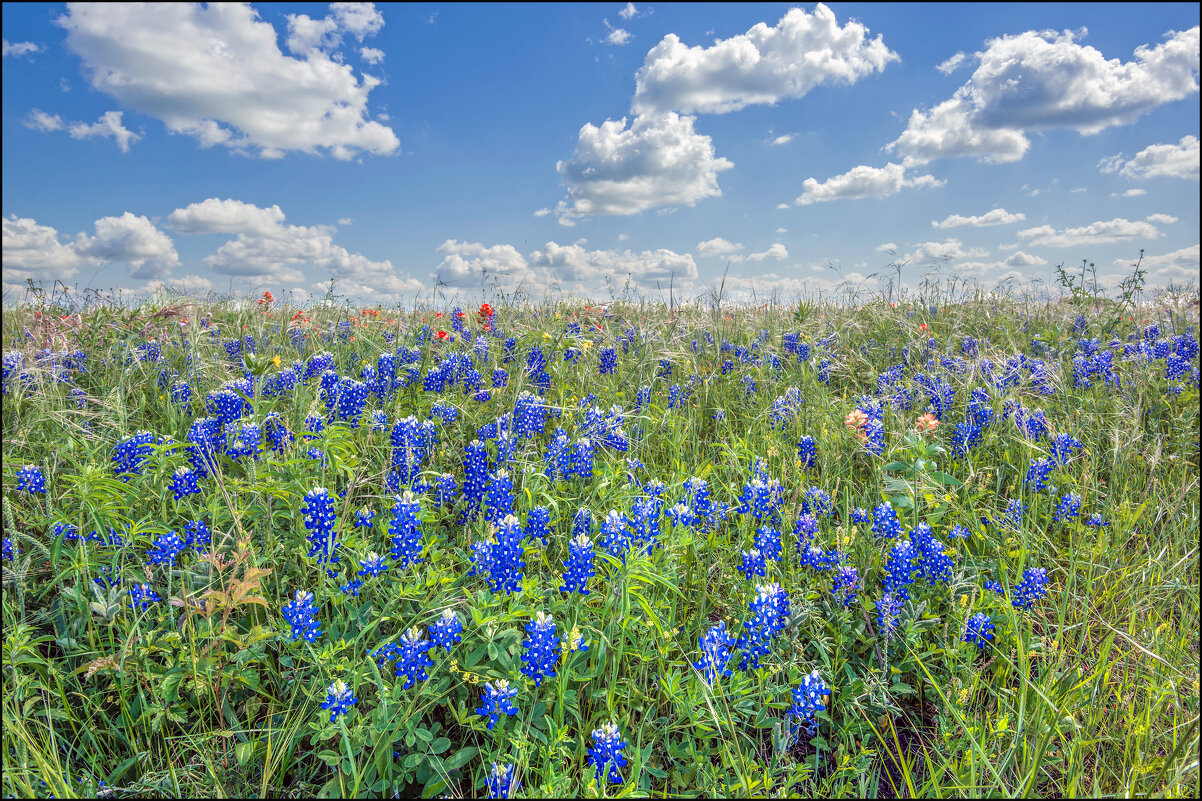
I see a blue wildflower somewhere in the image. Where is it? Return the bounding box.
[476,680,519,730]
[520,612,558,687]
[16,465,45,494]
[282,590,322,642]
[962,612,995,649]
[128,583,161,611]
[587,723,629,785]
[429,609,463,651]
[786,670,829,737]
[394,626,434,690]
[486,762,519,800]
[320,679,358,722]
[560,534,596,595]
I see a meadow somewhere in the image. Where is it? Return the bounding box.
[1,285,1199,798]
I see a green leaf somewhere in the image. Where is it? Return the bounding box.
[429,737,451,755]
[930,471,963,487]
[317,750,342,767]
[443,747,479,771]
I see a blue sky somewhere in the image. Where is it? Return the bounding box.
[2,2,1198,305]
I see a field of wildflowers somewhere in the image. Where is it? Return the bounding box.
[2,289,1199,798]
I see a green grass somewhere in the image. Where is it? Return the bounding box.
[2,289,1198,798]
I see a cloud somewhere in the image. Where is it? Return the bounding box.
[24,109,64,132]
[775,227,788,233]
[1117,244,1199,285]
[1110,188,1147,197]
[731,243,788,263]
[632,3,898,115]
[2,214,85,282]
[697,237,743,257]
[528,241,698,289]
[1002,250,1047,267]
[3,39,43,57]
[935,51,967,74]
[74,212,180,279]
[556,112,733,220]
[170,198,416,297]
[795,162,944,205]
[434,240,534,290]
[67,111,141,152]
[145,274,214,295]
[771,134,793,145]
[1017,217,1162,247]
[888,26,1200,166]
[57,2,398,159]
[603,20,631,46]
[286,2,384,56]
[533,208,552,217]
[1145,213,1178,224]
[875,242,897,252]
[337,217,354,226]
[776,202,789,210]
[902,238,989,264]
[932,208,1026,229]
[168,197,287,236]
[1102,135,1200,180]
[619,3,643,21]
[360,47,385,64]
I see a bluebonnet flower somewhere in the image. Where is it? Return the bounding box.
[962,613,995,649]
[53,521,80,543]
[694,621,736,686]
[113,430,156,480]
[16,465,45,494]
[573,508,593,540]
[1085,513,1109,527]
[739,548,767,580]
[171,380,192,405]
[128,584,161,611]
[340,577,363,596]
[388,491,424,568]
[461,440,489,520]
[471,515,526,594]
[485,471,515,524]
[911,523,953,584]
[882,540,916,601]
[282,590,322,642]
[997,499,1026,531]
[587,723,629,785]
[984,580,1005,595]
[753,526,782,562]
[394,626,434,689]
[146,531,188,567]
[186,520,214,552]
[796,436,816,469]
[948,524,971,540]
[521,612,559,687]
[802,486,834,518]
[876,594,904,639]
[302,488,341,568]
[486,762,519,799]
[354,509,374,529]
[767,387,804,428]
[738,583,790,670]
[832,565,860,607]
[598,509,631,561]
[225,421,261,461]
[524,506,552,545]
[429,609,463,651]
[1053,492,1081,524]
[561,534,596,595]
[871,502,904,540]
[93,565,120,589]
[321,679,358,722]
[851,507,870,525]
[1012,568,1049,611]
[263,413,294,454]
[476,680,519,730]
[358,551,388,577]
[786,670,829,737]
[1024,457,1054,493]
[1049,433,1084,466]
[599,346,617,374]
[170,467,200,501]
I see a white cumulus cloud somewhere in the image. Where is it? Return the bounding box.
[1101,135,1200,180]
[556,112,733,221]
[889,26,1200,166]
[57,2,398,159]
[3,39,43,57]
[795,162,943,205]
[932,208,1026,229]
[2,214,86,282]
[902,238,989,265]
[1017,217,1162,247]
[632,4,898,115]
[168,198,288,236]
[529,241,698,289]
[935,51,967,74]
[67,111,141,152]
[74,212,180,279]
[697,237,743,257]
[24,109,64,132]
